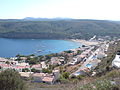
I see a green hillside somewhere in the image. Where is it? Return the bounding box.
[0,19,120,39]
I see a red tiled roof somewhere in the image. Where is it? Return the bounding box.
[0,64,11,67]
[32,64,41,68]
[15,66,30,69]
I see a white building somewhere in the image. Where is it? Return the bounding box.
[112,51,120,68]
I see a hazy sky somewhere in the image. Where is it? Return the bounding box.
[0,0,120,20]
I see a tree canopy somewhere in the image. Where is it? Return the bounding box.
[0,69,26,90]
[0,20,120,39]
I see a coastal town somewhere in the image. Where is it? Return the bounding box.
[0,36,119,85]
[1,0,120,89]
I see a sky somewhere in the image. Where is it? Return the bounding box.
[0,0,120,20]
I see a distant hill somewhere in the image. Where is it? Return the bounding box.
[23,17,73,21]
[0,19,120,39]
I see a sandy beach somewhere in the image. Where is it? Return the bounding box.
[71,39,99,46]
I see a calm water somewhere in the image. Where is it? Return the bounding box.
[0,38,82,57]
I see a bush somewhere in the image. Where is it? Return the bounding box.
[42,68,52,74]
[28,58,38,65]
[0,69,27,90]
[78,80,118,90]
[77,50,82,54]
[59,75,69,84]
[64,50,73,53]
[62,72,70,79]
[22,68,30,72]
[104,70,120,80]
[31,68,37,73]
[77,75,84,80]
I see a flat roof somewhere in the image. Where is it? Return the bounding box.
[32,73,46,77]
[42,76,54,82]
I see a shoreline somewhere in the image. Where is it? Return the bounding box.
[0,38,98,46]
[70,39,99,46]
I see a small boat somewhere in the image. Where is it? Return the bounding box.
[37,50,42,52]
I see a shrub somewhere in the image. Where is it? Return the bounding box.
[59,75,69,84]
[42,68,52,74]
[77,75,84,80]
[0,69,27,90]
[104,70,120,80]
[31,68,38,73]
[77,80,118,90]
[62,72,70,79]
[22,68,30,72]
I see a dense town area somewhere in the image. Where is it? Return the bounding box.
[0,36,120,87]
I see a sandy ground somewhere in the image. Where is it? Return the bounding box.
[71,39,99,46]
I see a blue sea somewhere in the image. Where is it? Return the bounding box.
[0,38,82,57]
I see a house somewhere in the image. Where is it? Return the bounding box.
[52,69,60,81]
[0,57,30,72]
[51,57,60,66]
[32,70,60,84]
[10,61,18,65]
[68,57,81,66]
[59,59,65,65]
[32,73,46,82]
[112,51,120,68]
[32,64,42,70]
[16,62,29,66]
[42,76,54,84]
[0,64,11,70]
[97,52,107,59]
[10,57,18,60]
[41,62,47,69]
[0,57,8,64]
[14,66,30,72]
[19,57,28,62]
[19,72,33,78]
[73,58,78,63]
[20,57,27,60]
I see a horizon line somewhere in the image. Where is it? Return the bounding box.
[0,17,119,21]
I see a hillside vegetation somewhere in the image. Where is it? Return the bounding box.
[0,20,120,39]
